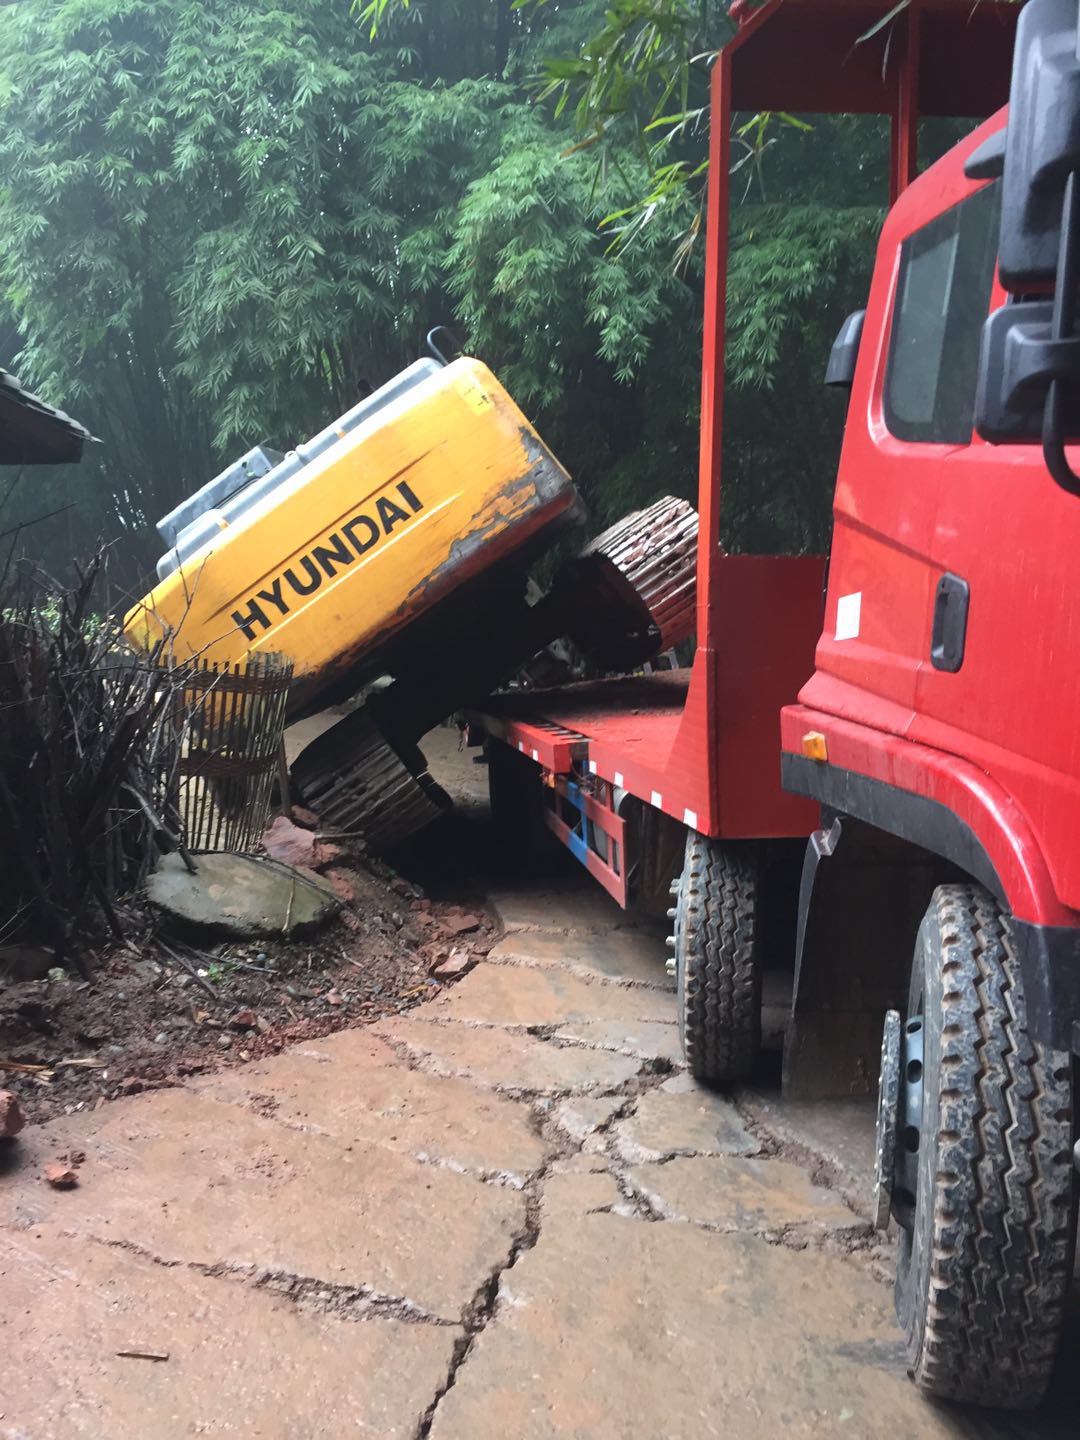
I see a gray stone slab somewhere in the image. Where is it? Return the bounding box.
[553,1017,683,1065]
[551,1095,625,1145]
[429,1213,963,1440]
[3,1087,521,1319]
[374,1017,640,1097]
[625,1155,863,1237]
[740,1088,880,1219]
[193,1028,545,1183]
[434,962,676,1030]
[146,851,339,937]
[0,1227,457,1440]
[541,1169,622,1225]
[611,1083,758,1163]
[488,884,638,935]
[488,928,672,990]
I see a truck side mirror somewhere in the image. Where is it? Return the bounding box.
[824,309,865,389]
[998,0,1080,289]
[964,129,1006,183]
[974,0,1080,496]
[976,298,1080,439]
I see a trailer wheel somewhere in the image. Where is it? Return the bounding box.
[671,832,760,1085]
[889,884,1075,1409]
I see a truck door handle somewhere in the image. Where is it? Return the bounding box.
[931,573,969,673]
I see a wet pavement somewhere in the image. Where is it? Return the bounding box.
[3,867,1077,1437]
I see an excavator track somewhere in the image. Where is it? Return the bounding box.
[292,705,450,851]
[549,494,699,671]
[582,495,698,652]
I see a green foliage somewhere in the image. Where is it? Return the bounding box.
[0,1,521,579]
[355,0,411,39]
[722,202,881,552]
[526,0,728,247]
[446,107,703,529]
[367,0,728,247]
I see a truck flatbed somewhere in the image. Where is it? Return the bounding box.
[475,671,689,796]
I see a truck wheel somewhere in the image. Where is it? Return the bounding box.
[889,884,1075,1408]
[671,832,760,1084]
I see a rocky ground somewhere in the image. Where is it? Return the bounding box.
[0,724,496,1127]
[0,874,495,1127]
[1,726,1077,1438]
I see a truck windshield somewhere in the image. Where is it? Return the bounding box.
[884,180,1000,445]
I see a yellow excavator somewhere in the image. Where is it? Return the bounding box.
[125,340,695,848]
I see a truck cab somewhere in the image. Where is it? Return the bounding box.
[783,106,1080,1056]
[780,0,1080,1408]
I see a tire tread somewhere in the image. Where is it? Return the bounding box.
[676,834,759,1084]
[901,884,1074,1408]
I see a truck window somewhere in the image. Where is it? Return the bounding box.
[884,181,1000,444]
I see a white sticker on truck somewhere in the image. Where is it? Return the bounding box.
[835,591,862,642]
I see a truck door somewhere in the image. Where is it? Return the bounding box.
[813,159,999,726]
[912,265,1080,913]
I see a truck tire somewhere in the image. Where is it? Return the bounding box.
[672,833,760,1084]
[894,884,1075,1408]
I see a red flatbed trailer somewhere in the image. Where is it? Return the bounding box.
[478,551,824,908]
[473,0,1080,1410]
[473,0,1016,905]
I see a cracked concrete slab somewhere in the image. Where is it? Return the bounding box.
[7,856,1074,1435]
[610,1079,758,1163]
[551,1095,625,1144]
[487,928,672,990]
[739,1089,879,1219]
[2,1087,522,1319]
[487,884,635,935]
[625,1155,863,1236]
[433,962,676,1030]
[549,1153,611,1177]
[0,1227,458,1440]
[541,1169,622,1224]
[192,1029,546,1182]
[428,1213,957,1440]
[552,1016,683,1064]
[374,1016,640,1096]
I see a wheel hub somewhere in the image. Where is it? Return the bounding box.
[893,1012,924,1230]
[665,873,681,978]
[873,1009,902,1231]
[873,1006,925,1232]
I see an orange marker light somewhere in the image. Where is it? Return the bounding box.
[802,731,828,763]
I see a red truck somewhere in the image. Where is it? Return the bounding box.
[472,0,1078,1409]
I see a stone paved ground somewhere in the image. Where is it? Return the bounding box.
[1,880,1076,1439]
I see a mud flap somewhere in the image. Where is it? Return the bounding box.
[782,815,940,1100]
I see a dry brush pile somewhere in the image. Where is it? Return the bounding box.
[0,555,188,970]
